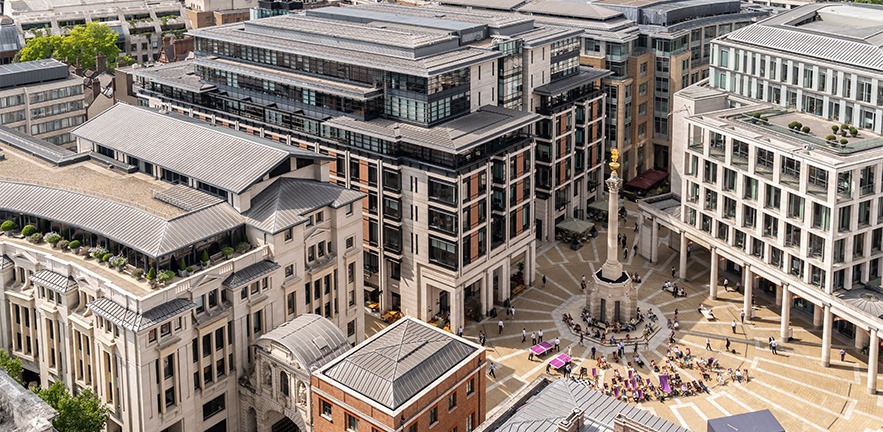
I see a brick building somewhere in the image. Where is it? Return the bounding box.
[311,317,486,432]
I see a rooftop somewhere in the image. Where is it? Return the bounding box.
[4,0,181,18]
[483,378,689,432]
[256,314,351,372]
[719,3,883,72]
[72,103,326,194]
[518,1,622,21]
[316,317,482,412]
[130,61,216,93]
[0,59,69,90]
[0,371,55,432]
[244,177,364,234]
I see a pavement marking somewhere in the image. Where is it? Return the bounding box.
[706,394,731,417]
[734,385,828,432]
[689,403,708,421]
[720,392,753,413]
[669,405,691,430]
[753,367,852,401]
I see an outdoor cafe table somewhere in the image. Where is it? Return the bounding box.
[530,341,553,356]
[550,353,572,369]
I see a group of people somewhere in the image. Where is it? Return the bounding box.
[662,280,685,297]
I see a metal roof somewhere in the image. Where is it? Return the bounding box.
[153,185,224,212]
[0,181,243,258]
[0,23,21,53]
[438,0,528,11]
[325,105,539,153]
[0,124,87,165]
[534,67,611,96]
[72,103,316,194]
[88,297,196,332]
[836,286,883,320]
[707,410,783,432]
[29,269,77,294]
[223,260,280,288]
[519,1,622,21]
[256,314,350,372]
[244,177,364,234]
[129,62,216,94]
[491,379,690,432]
[308,7,481,34]
[0,59,69,89]
[320,317,479,411]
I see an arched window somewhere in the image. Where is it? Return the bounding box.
[280,371,290,397]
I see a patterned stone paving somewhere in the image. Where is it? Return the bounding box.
[461,203,883,432]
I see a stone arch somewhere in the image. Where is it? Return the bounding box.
[265,410,301,432]
[245,408,258,432]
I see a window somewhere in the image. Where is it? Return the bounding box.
[280,371,290,397]
[346,236,354,249]
[787,194,804,220]
[466,413,475,432]
[448,392,457,410]
[202,394,225,420]
[429,407,438,425]
[812,203,830,230]
[321,400,333,419]
[284,228,292,241]
[346,413,359,431]
[347,320,356,337]
[160,322,171,337]
[165,386,176,408]
[765,185,780,209]
[163,354,174,379]
[467,378,475,395]
[285,264,294,277]
[149,329,157,343]
[428,178,457,204]
[287,292,296,315]
[429,237,458,270]
[838,206,851,232]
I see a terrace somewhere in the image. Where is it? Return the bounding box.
[730,109,883,155]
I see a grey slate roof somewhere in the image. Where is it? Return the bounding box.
[72,103,319,194]
[153,185,224,212]
[29,270,77,294]
[223,260,280,288]
[492,379,690,432]
[88,297,196,332]
[256,314,350,372]
[244,177,364,234]
[321,317,479,411]
[0,181,243,258]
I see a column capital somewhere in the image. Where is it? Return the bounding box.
[744,263,751,269]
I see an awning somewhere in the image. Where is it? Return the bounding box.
[30,269,77,294]
[556,218,594,235]
[223,260,281,288]
[625,169,669,192]
[587,200,609,212]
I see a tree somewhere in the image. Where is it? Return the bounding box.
[17,23,121,70]
[0,349,23,385]
[34,381,108,432]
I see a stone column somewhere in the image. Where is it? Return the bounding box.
[743,264,753,320]
[813,304,824,328]
[601,170,624,281]
[775,284,783,306]
[868,329,878,395]
[451,289,463,332]
[856,328,868,350]
[821,304,833,367]
[527,241,537,287]
[709,247,718,299]
[501,263,511,303]
[650,220,659,263]
[480,272,489,320]
[780,284,791,340]
[679,232,688,280]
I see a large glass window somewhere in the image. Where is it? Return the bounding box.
[428,208,457,235]
[428,178,457,205]
[429,237,457,270]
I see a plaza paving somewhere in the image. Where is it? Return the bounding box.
[462,205,883,432]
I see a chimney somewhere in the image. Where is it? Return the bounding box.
[557,408,584,432]
[163,35,172,45]
[96,54,106,74]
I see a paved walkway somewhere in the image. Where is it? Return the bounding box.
[462,204,883,432]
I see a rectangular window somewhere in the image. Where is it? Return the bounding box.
[448,392,457,410]
[321,400,332,419]
[346,413,359,431]
[202,394,226,420]
[429,407,438,425]
[428,178,457,204]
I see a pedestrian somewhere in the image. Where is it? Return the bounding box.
[671,266,676,277]
[567,346,572,357]
[634,221,639,232]
[579,333,584,346]
[740,310,745,324]
[538,329,544,343]
[488,362,496,378]
[706,338,712,351]
[770,339,777,355]
[731,321,737,334]
[617,233,622,243]
[591,346,597,359]
[528,351,534,361]
[555,337,561,352]
[723,278,729,291]
[531,331,537,345]
[457,326,463,337]
[542,274,547,286]
[510,306,516,320]
[633,244,637,256]
[735,282,742,293]
[623,235,628,246]
[522,328,527,343]
[480,332,486,346]
[725,337,731,352]
[840,348,846,362]
[565,363,572,379]
[623,247,629,259]
[687,244,692,257]
[498,320,504,334]
[546,363,552,374]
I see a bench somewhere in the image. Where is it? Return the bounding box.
[699,307,716,320]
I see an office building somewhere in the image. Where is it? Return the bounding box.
[0,103,365,432]
[4,0,190,64]
[439,0,770,187]
[0,59,85,149]
[312,316,486,432]
[129,3,612,329]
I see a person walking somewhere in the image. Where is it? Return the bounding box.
[770,339,778,355]
[498,320,504,335]
[480,332,486,346]
[740,310,745,324]
[554,337,561,352]
[528,351,534,361]
[671,266,676,278]
[542,274,547,286]
[531,331,537,345]
[591,346,597,360]
[538,329,544,343]
[510,306,516,320]
[840,348,846,362]
[457,326,463,337]
[725,337,731,352]
[579,333,584,346]
[731,321,737,334]
[567,346,572,357]
[705,338,712,351]
[723,278,729,291]
[522,328,527,343]
[546,363,552,375]
[564,363,572,379]
[488,362,496,378]
[623,247,629,259]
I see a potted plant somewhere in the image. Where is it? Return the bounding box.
[89,247,108,259]
[0,220,15,233]
[110,256,127,271]
[28,233,43,244]
[56,239,69,251]
[132,269,144,280]
[221,246,234,259]
[68,240,81,254]
[832,125,839,134]
[158,270,175,285]
[186,266,194,274]
[146,267,156,286]
[44,233,62,247]
[235,241,251,254]
[101,253,113,264]
[20,225,36,237]
[178,258,188,277]
[801,126,810,133]
[840,138,849,146]
[200,250,210,267]
[850,126,858,137]
[825,134,837,142]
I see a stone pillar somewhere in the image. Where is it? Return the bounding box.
[480,273,489,321]
[501,263,511,303]
[679,232,688,280]
[709,247,719,299]
[813,304,824,328]
[650,221,659,263]
[775,284,783,306]
[868,329,878,395]
[451,289,462,332]
[821,304,833,367]
[601,169,624,281]
[856,328,868,350]
[780,284,791,340]
[527,241,537,287]
[743,265,753,320]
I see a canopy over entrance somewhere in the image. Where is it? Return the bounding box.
[556,218,594,235]
[624,169,668,193]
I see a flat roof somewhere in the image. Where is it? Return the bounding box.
[438,0,528,11]
[0,59,69,89]
[707,410,784,432]
[130,61,216,94]
[72,103,322,194]
[519,1,622,21]
[316,317,482,412]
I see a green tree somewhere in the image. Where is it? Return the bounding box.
[0,349,23,385]
[17,23,121,70]
[34,381,108,432]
